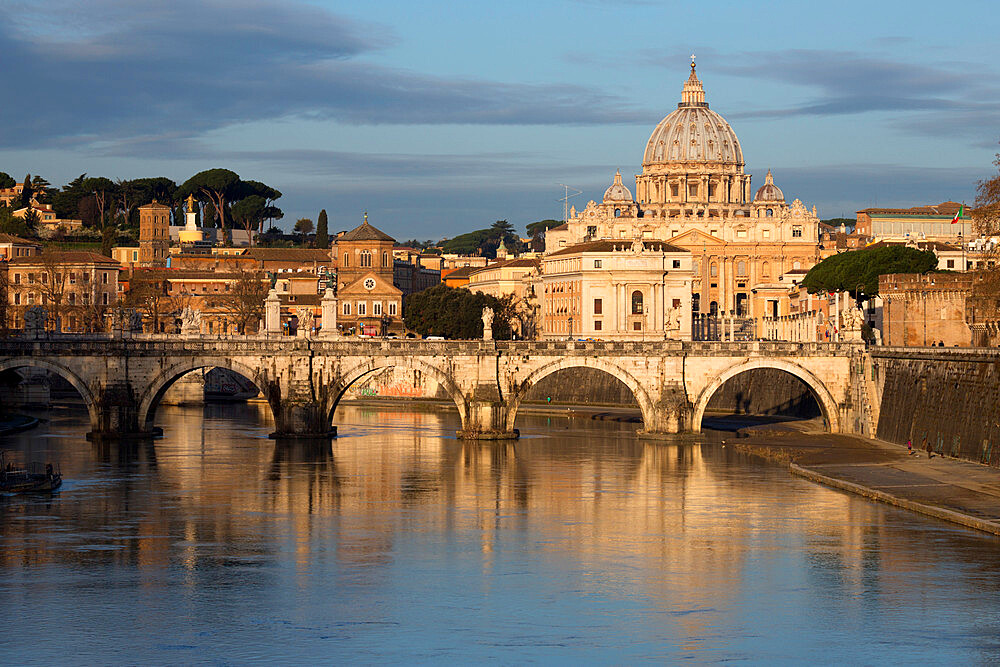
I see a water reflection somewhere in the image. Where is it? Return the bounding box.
[2,401,1000,662]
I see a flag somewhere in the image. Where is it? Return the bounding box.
[951,204,964,224]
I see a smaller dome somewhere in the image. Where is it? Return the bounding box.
[753,169,784,202]
[603,170,633,202]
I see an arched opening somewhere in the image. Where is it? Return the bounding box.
[138,360,275,435]
[329,360,468,429]
[506,359,653,431]
[631,290,644,315]
[0,358,98,430]
[693,362,839,434]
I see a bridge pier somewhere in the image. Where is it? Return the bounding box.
[269,394,337,441]
[456,384,519,440]
[86,382,158,443]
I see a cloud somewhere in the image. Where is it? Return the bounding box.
[0,0,647,153]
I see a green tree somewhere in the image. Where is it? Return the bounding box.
[30,175,55,202]
[231,195,266,247]
[51,173,89,220]
[294,218,314,237]
[0,172,15,190]
[525,219,563,237]
[177,169,241,244]
[801,245,938,302]
[404,284,512,339]
[17,174,33,209]
[0,206,32,237]
[315,209,329,249]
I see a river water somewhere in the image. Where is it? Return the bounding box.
[2,401,1000,664]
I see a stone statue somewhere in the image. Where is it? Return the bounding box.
[180,306,202,335]
[296,307,313,337]
[24,306,47,337]
[665,305,682,331]
[127,309,144,333]
[481,306,494,341]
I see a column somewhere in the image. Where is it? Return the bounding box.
[320,288,338,338]
[265,288,281,335]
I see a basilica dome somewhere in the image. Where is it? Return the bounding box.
[642,63,743,167]
[603,170,633,202]
[753,170,784,202]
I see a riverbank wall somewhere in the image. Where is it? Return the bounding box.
[870,348,1000,467]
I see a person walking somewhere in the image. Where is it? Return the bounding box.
[907,439,914,456]
[924,437,934,459]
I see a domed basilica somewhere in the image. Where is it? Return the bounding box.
[546,59,822,320]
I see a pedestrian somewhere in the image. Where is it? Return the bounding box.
[907,439,914,456]
[924,437,934,459]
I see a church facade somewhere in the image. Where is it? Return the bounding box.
[544,60,823,323]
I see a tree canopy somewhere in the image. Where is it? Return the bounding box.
[525,219,563,237]
[439,220,520,258]
[0,172,15,190]
[404,284,513,339]
[800,245,938,301]
[315,209,329,249]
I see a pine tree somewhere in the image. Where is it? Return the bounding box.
[315,209,329,249]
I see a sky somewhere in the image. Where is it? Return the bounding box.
[1,0,998,240]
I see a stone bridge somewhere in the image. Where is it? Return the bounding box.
[0,337,863,442]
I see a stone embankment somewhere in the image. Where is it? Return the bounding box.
[725,418,1000,537]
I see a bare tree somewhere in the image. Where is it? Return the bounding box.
[225,269,269,334]
[125,271,171,333]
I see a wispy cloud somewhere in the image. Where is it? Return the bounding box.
[0,0,647,154]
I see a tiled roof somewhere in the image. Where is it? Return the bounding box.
[337,220,395,242]
[242,248,333,261]
[468,257,540,275]
[9,251,120,266]
[444,266,477,279]
[858,201,964,216]
[547,239,686,257]
[0,233,38,245]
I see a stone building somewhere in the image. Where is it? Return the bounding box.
[856,201,968,241]
[544,60,823,321]
[880,273,974,346]
[138,201,172,266]
[7,251,120,332]
[0,233,40,260]
[332,214,403,336]
[540,239,693,340]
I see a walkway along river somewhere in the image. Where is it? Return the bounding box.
[2,401,1000,663]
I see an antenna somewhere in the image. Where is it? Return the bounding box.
[557,184,582,222]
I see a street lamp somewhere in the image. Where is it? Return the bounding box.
[567,316,573,341]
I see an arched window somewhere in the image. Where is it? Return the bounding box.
[692,293,701,312]
[762,261,770,277]
[793,260,801,270]
[614,208,621,218]
[766,208,774,217]
[710,263,718,277]
[736,260,747,276]
[361,250,371,267]
[631,290,644,315]
[343,253,349,268]
[709,301,718,316]
[382,251,388,267]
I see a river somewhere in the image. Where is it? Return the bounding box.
[2,400,1000,663]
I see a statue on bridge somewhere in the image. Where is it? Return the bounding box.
[481,307,494,341]
[24,306,47,338]
[180,306,202,335]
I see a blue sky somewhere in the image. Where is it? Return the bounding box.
[1,0,997,240]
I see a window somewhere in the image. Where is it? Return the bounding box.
[642,230,652,239]
[69,293,76,305]
[102,293,109,305]
[343,302,351,315]
[358,302,366,316]
[631,290,643,315]
[83,293,90,305]
[762,261,770,277]
[633,321,641,331]
[736,229,747,239]
[688,183,698,197]
[13,293,20,305]
[692,294,700,312]
[671,184,679,197]
[69,273,76,285]
[762,229,771,239]
[672,260,681,269]
[373,301,382,316]
[736,261,747,276]
[792,226,802,238]
[710,263,718,277]
[594,320,602,331]
[594,259,602,269]
[382,252,388,268]
[594,298,602,315]
[614,208,621,218]
[947,259,955,268]
[618,230,626,238]
[793,261,801,270]
[766,208,774,217]
[28,273,35,284]
[587,225,597,237]
[102,272,108,284]
[388,302,397,316]
[361,250,371,267]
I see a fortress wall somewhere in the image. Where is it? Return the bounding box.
[874,352,1000,466]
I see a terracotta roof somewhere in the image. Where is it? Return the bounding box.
[547,239,687,257]
[858,201,964,217]
[867,240,960,252]
[444,266,477,279]
[279,294,322,306]
[0,233,38,245]
[548,223,569,232]
[9,251,120,266]
[468,257,540,275]
[337,219,395,243]
[242,248,332,262]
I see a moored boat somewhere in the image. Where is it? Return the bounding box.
[1,452,62,493]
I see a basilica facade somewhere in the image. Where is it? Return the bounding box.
[545,60,822,322]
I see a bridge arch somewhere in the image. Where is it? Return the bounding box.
[330,357,468,426]
[505,357,656,431]
[0,357,99,427]
[137,357,275,431]
[691,359,840,433]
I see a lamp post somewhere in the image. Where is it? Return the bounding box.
[567,316,573,341]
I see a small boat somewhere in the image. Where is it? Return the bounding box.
[1,451,62,493]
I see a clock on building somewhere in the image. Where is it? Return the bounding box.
[363,278,376,290]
